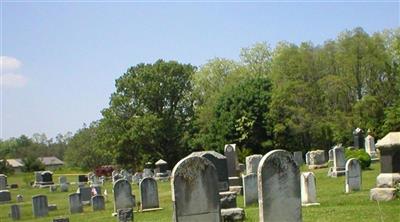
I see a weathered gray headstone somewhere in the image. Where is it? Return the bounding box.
[91,195,105,211]
[171,155,221,222]
[139,177,159,210]
[300,172,319,206]
[245,155,262,175]
[69,193,83,214]
[0,174,7,190]
[143,162,153,178]
[293,151,304,166]
[345,158,362,193]
[370,132,400,201]
[307,150,327,169]
[188,151,229,192]
[155,159,168,176]
[49,185,57,192]
[0,190,11,203]
[242,173,258,207]
[32,195,48,218]
[10,204,21,220]
[305,152,310,165]
[117,208,133,222]
[258,150,302,222]
[113,179,135,213]
[329,146,346,177]
[60,183,69,192]
[77,187,91,204]
[59,176,67,184]
[224,144,239,178]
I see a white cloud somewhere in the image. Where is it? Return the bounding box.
[1,56,22,71]
[0,56,28,88]
[1,73,28,88]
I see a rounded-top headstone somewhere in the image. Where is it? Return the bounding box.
[258,150,302,222]
[171,155,221,222]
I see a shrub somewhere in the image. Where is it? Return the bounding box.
[345,148,371,170]
[0,159,14,175]
[21,156,45,172]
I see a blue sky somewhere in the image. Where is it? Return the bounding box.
[1,1,399,139]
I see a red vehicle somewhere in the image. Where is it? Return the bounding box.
[94,165,115,177]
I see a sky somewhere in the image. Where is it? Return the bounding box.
[1,1,399,140]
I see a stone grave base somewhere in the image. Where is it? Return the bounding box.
[308,163,328,170]
[370,188,397,201]
[328,167,345,177]
[34,182,55,188]
[219,191,237,209]
[221,207,245,222]
[140,207,163,212]
[48,204,58,211]
[302,202,320,207]
[229,186,243,195]
[376,173,400,188]
[371,158,380,163]
[229,177,242,186]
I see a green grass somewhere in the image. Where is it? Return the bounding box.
[1,162,399,221]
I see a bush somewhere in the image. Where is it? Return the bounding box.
[345,148,371,170]
[21,156,45,172]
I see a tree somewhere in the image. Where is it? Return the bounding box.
[101,60,196,169]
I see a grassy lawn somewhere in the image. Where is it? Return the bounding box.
[1,162,399,221]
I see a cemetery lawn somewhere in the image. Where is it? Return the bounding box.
[1,162,399,222]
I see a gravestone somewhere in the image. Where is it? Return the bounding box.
[60,183,69,192]
[258,150,302,222]
[328,149,333,162]
[69,193,83,214]
[16,194,23,202]
[41,171,54,185]
[370,132,400,201]
[139,177,160,210]
[0,190,11,203]
[32,195,48,218]
[188,151,229,192]
[77,187,92,204]
[92,195,105,211]
[365,133,377,158]
[117,208,133,222]
[78,175,88,184]
[171,155,221,222]
[300,172,319,206]
[245,154,262,175]
[143,162,153,178]
[10,204,21,220]
[219,191,237,209]
[113,179,135,213]
[155,159,169,180]
[307,150,328,169]
[0,174,7,190]
[329,146,346,177]
[49,185,57,192]
[345,158,362,193]
[293,151,304,166]
[305,152,310,165]
[48,204,57,211]
[224,144,239,178]
[132,172,143,185]
[242,173,258,207]
[353,128,365,149]
[59,176,67,184]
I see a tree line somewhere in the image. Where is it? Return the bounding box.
[1,27,399,171]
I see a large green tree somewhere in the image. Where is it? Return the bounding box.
[101,60,196,169]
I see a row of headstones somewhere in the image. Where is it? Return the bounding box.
[171,149,363,222]
[4,177,160,220]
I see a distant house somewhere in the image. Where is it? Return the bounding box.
[6,159,24,172]
[38,157,64,170]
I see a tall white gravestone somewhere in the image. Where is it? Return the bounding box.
[258,150,302,222]
[300,172,319,206]
[365,134,377,159]
[171,155,221,222]
[245,154,262,175]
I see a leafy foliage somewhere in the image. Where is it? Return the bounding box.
[345,148,372,170]
[21,156,45,172]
